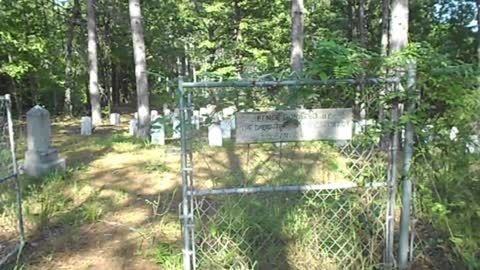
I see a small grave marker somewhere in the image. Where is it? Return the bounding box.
[151,117,165,145]
[110,113,121,126]
[151,110,159,121]
[81,116,92,136]
[129,119,138,136]
[220,119,232,139]
[208,124,223,146]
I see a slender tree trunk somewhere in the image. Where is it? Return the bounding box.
[389,0,408,54]
[358,0,368,47]
[290,0,304,74]
[129,0,150,139]
[347,0,355,41]
[87,0,102,125]
[477,0,480,71]
[64,0,80,116]
[381,0,390,56]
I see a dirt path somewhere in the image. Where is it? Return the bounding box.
[19,123,182,270]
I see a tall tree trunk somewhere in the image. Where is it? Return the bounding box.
[348,0,355,41]
[477,0,480,71]
[358,0,368,47]
[290,0,304,74]
[129,0,150,139]
[64,0,80,116]
[381,0,390,56]
[87,0,102,125]
[389,0,408,54]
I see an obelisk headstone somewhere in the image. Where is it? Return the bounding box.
[23,106,66,177]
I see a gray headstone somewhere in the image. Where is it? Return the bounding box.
[208,124,222,146]
[151,118,165,145]
[231,116,236,130]
[23,106,66,177]
[110,113,121,126]
[81,116,92,136]
[220,119,232,139]
[129,119,138,136]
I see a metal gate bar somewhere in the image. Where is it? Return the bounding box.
[0,94,26,267]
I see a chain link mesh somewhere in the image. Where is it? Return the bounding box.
[180,81,398,269]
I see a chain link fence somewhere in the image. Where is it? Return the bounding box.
[0,95,25,267]
[178,78,404,269]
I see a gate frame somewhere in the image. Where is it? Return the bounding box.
[177,76,412,270]
[0,94,26,267]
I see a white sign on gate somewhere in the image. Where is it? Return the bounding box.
[236,108,353,144]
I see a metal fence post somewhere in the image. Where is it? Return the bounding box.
[6,94,26,245]
[399,60,417,269]
[179,77,193,270]
[385,80,401,269]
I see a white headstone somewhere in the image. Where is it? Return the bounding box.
[222,106,235,117]
[172,117,181,139]
[199,107,208,123]
[151,110,159,121]
[110,113,121,126]
[163,104,171,116]
[129,119,138,136]
[220,119,232,139]
[151,118,165,145]
[208,124,223,146]
[81,116,92,136]
[467,135,479,153]
[192,110,200,130]
[206,104,216,115]
[450,126,459,141]
[134,112,138,119]
[24,106,66,177]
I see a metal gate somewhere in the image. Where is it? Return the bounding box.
[0,95,25,267]
[177,77,403,270]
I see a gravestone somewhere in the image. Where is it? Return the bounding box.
[222,106,235,118]
[192,110,200,130]
[81,116,92,136]
[230,116,236,129]
[450,126,459,141]
[129,119,138,136]
[163,104,171,116]
[151,110,159,121]
[208,124,223,146]
[151,117,165,145]
[467,135,479,153]
[23,106,66,177]
[110,113,121,126]
[172,117,181,139]
[220,119,232,139]
[199,107,208,123]
[134,112,139,119]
